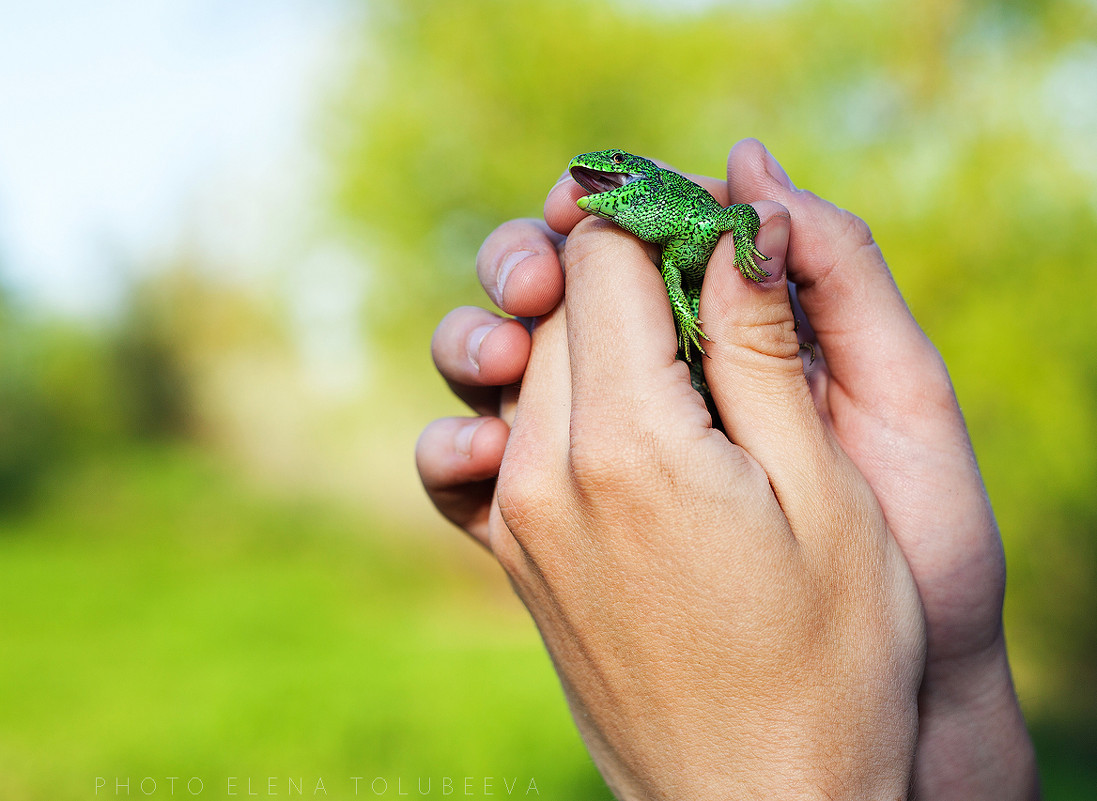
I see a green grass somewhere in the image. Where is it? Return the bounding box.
[2,445,1093,799]
[0,446,608,800]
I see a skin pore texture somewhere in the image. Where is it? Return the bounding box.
[416,139,1040,800]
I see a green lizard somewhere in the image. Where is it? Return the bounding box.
[567,148,770,406]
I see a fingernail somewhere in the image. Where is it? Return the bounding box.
[455,418,487,458]
[495,249,534,303]
[763,145,794,189]
[466,323,499,371]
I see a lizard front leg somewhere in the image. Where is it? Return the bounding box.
[660,252,709,361]
[719,203,771,282]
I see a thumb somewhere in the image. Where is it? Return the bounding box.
[700,202,836,503]
[728,139,946,411]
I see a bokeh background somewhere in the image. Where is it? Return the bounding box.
[2,1,1095,798]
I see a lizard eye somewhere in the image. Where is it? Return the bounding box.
[612,152,625,165]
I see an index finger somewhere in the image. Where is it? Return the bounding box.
[561,218,709,436]
[475,218,565,316]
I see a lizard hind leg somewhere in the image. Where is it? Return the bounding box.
[660,256,710,362]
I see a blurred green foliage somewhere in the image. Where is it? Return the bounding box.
[0,298,57,508]
[2,0,1096,797]
[0,285,195,511]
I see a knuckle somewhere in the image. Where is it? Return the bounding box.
[567,436,630,494]
[495,463,542,529]
[495,449,567,544]
[710,297,805,369]
[904,348,961,417]
[566,407,642,489]
[733,318,806,366]
[838,208,878,260]
[795,192,881,286]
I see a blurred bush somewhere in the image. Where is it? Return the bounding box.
[0,293,59,509]
[0,278,198,512]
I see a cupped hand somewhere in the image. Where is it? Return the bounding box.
[417,141,1038,800]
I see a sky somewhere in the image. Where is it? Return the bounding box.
[0,0,352,318]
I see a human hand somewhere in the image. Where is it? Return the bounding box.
[417,140,1038,799]
[424,199,924,798]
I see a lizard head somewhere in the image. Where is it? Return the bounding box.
[568,149,659,213]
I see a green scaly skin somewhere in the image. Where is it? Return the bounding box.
[568,148,769,408]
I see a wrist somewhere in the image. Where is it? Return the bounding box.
[587,712,918,801]
[915,637,1040,801]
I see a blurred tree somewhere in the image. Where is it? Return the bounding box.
[111,283,198,441]
[0,304,57,512]
[0,265,204,511]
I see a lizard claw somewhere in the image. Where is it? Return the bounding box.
[793,318,816,364]
[736,243,771,283]
[799,340,816,364]
[679,317,709,362]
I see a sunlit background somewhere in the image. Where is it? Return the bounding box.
[1,1,1095,798]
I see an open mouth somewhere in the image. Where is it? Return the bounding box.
[569,166,639,195]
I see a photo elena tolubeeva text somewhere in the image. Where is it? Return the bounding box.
[94,775,542,797]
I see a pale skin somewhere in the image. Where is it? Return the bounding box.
[416,139,1040,800]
